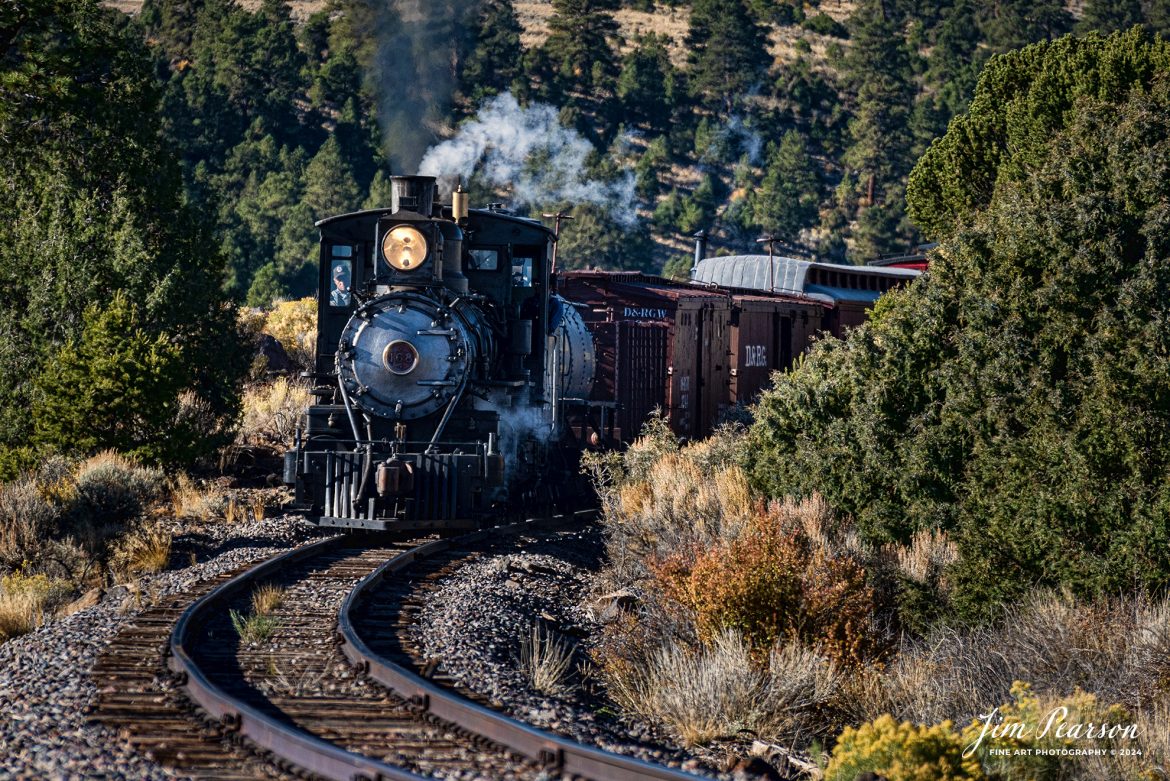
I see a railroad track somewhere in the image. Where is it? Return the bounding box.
[92,513,705,781]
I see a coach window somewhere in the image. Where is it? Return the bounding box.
[468,248,499,271]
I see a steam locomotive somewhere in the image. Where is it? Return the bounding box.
[284,175,594,530]
[284,175,920,530]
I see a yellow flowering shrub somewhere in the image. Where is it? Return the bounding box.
[825,714,986,781]
[263,298,316,369]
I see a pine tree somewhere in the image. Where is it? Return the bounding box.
[912,0,984,156]
[34,294,187,463]
[1078,0,1144,33]
[139,0,205,62]
[841,0,916,258]
[686,0,771,113]
[844,1,915,182]
[177,0,308,163]
[461,0,524,102]
[1147,0,1170,36]
[555,204,656,271]
[364,170,397,210]
[0,0,245,470]
[616,34,677,131]
[540,0,620,133]
[753,131,819,239]
[253,136,363,303]
[333,98,378,194]
[979,0,1072,54]
[926,0,983,120]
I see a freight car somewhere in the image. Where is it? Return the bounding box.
[557,271,826,444]
[557,246,920,446]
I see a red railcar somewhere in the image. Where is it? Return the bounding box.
[559,272,729,441]
[558,271,826,444]
[728,294,823,406]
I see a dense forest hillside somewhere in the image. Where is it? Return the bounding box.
[100,0,1170,303]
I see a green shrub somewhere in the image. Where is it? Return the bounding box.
[74,451,165,525]
[802,12,848,38]
[747,63,1170,617]
[231,608,279,644]
[33,293,191,466]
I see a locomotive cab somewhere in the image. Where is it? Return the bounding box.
[285,175,591,530]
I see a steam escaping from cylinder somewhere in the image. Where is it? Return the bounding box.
[475,393,554,486]
[418,92,638,227]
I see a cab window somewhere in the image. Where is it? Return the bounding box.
[468,248,499,271]
[329,257,352,307]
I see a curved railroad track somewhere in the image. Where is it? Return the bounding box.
[93,513,705,781]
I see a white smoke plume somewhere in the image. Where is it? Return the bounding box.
[419,92,638,227]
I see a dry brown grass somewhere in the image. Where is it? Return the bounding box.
[883,527,958,586]
[251,583,285,616]
[0,572,73,642]
[848,591,1170,728]
[170,474,226,521]
[605,631,840,746]
[520,623,576,696]
[592,420,763,587]
[109,523,172,581]
[263,298,316,370]
[236,377,309,448]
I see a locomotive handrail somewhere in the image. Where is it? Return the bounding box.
[338,510,706,781]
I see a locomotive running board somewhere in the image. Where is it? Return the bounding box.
[316,515,479,531]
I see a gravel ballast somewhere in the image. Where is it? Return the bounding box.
[407,525,749,780]
[0,511,320,780]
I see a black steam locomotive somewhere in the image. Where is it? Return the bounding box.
[284,176,594,530]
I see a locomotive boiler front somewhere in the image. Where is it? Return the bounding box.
[336,291,490,422]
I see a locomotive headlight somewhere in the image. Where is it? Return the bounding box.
[382,225,428,271]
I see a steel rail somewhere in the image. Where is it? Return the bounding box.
[338,510,705,781]
[168,534,429,781]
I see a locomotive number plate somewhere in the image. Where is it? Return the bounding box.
[383,340,420,375]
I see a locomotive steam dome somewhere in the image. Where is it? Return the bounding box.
[337,292,477,420]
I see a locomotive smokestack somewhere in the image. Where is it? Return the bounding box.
[391,175,436,216]
[691,229,708,278]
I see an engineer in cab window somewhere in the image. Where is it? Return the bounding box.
[330,262,351,307]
